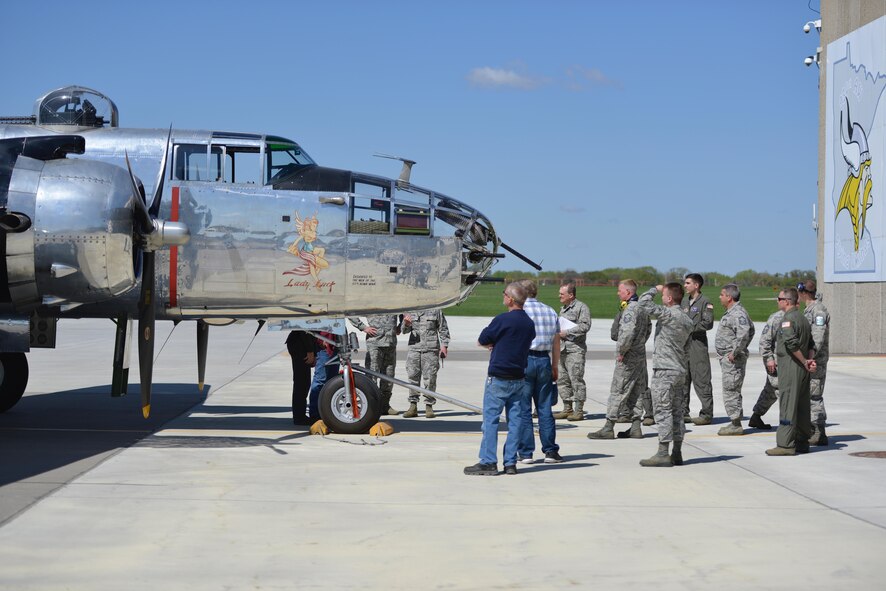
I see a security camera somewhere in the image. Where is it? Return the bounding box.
[804,56,815,66]
[804,20,821,34]
[804,23,812,33]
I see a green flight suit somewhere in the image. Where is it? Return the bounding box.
[775,307,813,450]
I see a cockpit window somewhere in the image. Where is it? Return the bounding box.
[266,136,315,184]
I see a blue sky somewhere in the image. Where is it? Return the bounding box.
[1,0,824,275]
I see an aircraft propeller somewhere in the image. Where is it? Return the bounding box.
[197,320,209,393]
[123,128,189,418]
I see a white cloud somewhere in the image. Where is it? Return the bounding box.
[466,67,544,90]
[565,66,622,91]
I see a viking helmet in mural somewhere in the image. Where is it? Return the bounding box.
[836,97,874,251]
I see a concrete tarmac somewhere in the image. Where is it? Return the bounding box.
[1,316,885,590]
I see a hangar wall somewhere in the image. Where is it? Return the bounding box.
[818,0,886,353]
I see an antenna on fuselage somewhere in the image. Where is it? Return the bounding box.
[374,153,416,187]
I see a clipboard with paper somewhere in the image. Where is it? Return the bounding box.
[559,316,577,331]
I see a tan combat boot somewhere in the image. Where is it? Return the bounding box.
[718,419,744,436]
[553,402,573,420]
[587,419,615,439]
[765,446,796,456]
[566,402,585,421]
[425,404,436,419]
[640,443,673,467]
[616,419,643,439]
[403,403,418,418]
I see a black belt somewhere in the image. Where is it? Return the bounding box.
[527,350,550,357]
[488,375,525,381]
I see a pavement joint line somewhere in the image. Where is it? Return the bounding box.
[681,438,886,533]
[0,427,152,433]
[200,347,286,399]
[151,428,881,439]
[32,494,848,511]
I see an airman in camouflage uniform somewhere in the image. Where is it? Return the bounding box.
[588,279,651,440]
[637,284,694,467]
[714,284,755,436]
[682,273,716,425]
[799,280,830,446]
[555,282,592,421]
[400,309,450,418]
[766,287,815,456]
[348,314,400,415]
[749,308,785,430]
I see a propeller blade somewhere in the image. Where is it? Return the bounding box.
[111,316,133,397]
[197,320,209,394]
[148,125,172,217]
[138,251,156,418]
[124,150,153,235]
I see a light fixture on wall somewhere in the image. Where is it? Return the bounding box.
[804,47,822,68]
[803,20,822,34]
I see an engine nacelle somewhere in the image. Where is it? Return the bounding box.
[4,155,138,311]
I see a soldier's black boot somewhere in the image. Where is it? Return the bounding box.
[425,404,436,419]
[809,423,829,446]
[403,403,418,418]
[617,419,643,439]
[671,441,683,465]
[553,402,573,420]
[640,442,673,467]
[587,419,615,440]
[749,413,772,430]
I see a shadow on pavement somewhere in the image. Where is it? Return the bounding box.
[386,418,484,433]
[138,432,309,455]
[565,452,614,461]
[518,462,597,473]
[170,414,308,431]
[682,455,742,465]
[0,384,205,486]
[807,433,865,452]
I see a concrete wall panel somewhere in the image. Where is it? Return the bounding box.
[819,0,886,353]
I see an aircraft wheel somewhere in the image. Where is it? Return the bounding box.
[0,352,28,413]
[318,373,382,434]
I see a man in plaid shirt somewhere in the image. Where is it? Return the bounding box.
[516,280,564,464]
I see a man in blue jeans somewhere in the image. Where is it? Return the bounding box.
[308,331,340,422]
[465,282,536,476]
[517,279,564,464]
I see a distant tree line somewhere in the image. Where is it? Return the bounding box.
[491,267,815,288]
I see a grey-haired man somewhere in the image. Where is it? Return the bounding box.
[714,284,755,436]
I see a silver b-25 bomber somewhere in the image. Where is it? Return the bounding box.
[0,86,535,432]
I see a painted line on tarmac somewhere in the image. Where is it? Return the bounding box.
[152,428,885,440]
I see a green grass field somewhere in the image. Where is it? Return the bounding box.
[447,283,781,322]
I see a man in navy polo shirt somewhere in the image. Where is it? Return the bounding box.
[465,282,536,476]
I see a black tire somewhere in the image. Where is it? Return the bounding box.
[0,352,28,413]
[318,373,382,434]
